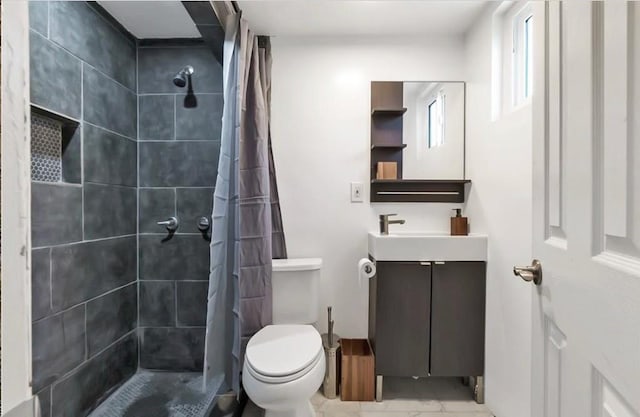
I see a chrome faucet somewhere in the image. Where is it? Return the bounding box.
[379,213,405,235]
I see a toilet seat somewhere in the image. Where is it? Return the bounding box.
[245,325,323,384]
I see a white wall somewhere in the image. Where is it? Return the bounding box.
[270,21,533,417]
[1,1,36,413]
[270,36,466,337]
[463,5,533,417]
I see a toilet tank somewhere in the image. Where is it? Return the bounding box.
[271,258,322,324]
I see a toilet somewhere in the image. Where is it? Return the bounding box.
[243,258,325,417]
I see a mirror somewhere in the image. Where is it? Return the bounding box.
[402,81,465,179]
[370,81,468,203]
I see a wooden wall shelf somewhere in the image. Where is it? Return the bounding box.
[370,180,471,203]
[370,82,406,183]
[371,144,407,150]
[371,108,407,116]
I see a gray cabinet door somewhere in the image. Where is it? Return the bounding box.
[429,261,486,376]
[372,261,431,376]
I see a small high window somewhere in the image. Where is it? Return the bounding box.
[524,15,533,98]
[513,6,533,106]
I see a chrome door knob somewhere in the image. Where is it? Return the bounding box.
[513,259,542,285]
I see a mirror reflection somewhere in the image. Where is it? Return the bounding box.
[402,81,465,180]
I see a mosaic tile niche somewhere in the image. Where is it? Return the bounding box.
[30,108,81,184]
[31,114,63,182]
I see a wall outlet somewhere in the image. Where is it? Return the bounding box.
[351,182,364,202]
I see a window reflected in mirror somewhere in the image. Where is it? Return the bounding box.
[403,81,464,180]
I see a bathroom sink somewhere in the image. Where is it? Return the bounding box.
[368,231,488,261]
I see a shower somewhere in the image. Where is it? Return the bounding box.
[174,65,197,108]
[173,65,195,87]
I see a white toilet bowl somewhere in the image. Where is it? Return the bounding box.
[243,324,325,417]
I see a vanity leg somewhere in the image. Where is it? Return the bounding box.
[473,376,485,404]
[375,375,383,402]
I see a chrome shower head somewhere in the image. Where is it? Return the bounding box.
[173,65,194,87]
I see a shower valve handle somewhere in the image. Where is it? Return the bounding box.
[197,217,210,232]
[157,217,179,232]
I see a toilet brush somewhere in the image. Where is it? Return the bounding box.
[322,306,340,399]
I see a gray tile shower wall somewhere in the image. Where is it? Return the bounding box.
[139,140,220,187]
[32,304,86,392]
[30,4,223,413]
[61,127,83,184]
[31,248,53,321]
[30,30,82,120]
[49,1,136,89]
[139,281,176,327]
[83,124,137,187]
[29,1,49,37]
[29,2,138,416]
[32,182,83,247]
[137,43,221,370]
[83,184,137,239]
[51,333,138,417]
[86,283,137,357]
[139,327,206,371]
[50,236,137,311]
[177,187,215,233]
[83,65,138,138]
[139,235,210,281]
[138,188,175,233]
[137,45,222,94]
[176,281,208,326]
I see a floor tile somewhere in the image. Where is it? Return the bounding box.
[360,399,442,413]
[245,378,493,417]
[322,411,359,417]
[414,413,492,417]
[319,399,360,413]
[311,390,330,410]
[431,381,476,402]
[439,400,489,413]
[360,411,416,417]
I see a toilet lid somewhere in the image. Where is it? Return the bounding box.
[245,325,322,378]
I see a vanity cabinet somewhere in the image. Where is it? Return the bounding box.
[368,260,486,379]
[430,261,486,376]
[370,261,432,376]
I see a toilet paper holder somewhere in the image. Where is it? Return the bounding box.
[358,258,377,287]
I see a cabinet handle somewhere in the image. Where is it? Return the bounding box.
[434,261,446,265]
[420,262,431,266]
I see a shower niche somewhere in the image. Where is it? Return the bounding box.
[31,106,81,184]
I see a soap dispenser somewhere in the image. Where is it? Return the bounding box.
[451,208,469,236]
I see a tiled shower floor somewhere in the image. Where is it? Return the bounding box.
[89,371,225,417]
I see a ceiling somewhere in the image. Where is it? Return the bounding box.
[97,1,487,40]
[97,1,201,39]
[237,1,488,37]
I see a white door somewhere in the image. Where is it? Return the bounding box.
[528,2,640,417]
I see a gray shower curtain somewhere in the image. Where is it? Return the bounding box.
[203,12,286,393]
[259,37,287,260]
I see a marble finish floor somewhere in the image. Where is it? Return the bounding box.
[243,377,494,417]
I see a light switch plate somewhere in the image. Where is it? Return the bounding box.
[351,182,364,202]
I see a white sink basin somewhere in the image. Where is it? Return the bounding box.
[368,231,488,262]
